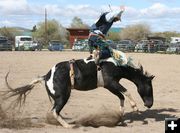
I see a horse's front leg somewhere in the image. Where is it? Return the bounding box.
[104,81,126,116]
[104,80,139,113]
[117,84,139,112]
[122,91,139,112]
[119,99,125,115]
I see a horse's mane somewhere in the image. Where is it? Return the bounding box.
[74,58,154,79]
[123,64,153,79]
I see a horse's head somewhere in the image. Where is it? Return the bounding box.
[137,75,154,108]
[135,66,154,108]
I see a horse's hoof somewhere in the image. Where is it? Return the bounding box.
[63,124,74,128]
[132,106,139,112]
[133,109,141,114]
[63,124,76,128]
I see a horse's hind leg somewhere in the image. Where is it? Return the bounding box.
[45,81,72,127]
[52,94,73,128]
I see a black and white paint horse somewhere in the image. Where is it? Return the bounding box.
[4,58,154,128]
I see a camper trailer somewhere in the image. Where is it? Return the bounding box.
[170,37,180,44]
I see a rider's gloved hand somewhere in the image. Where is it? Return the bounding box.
[87,54,93,60]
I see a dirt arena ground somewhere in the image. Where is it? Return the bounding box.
[0,51,180,133]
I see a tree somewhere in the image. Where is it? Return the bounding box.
[120,24,151,42]
[32,19,68,46]
[106,32,121,41]
[0,27,20,42]
[31,25,37,32]
[70,17,89,29]
[152,31,180,42]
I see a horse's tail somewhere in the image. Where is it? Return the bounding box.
[2,71,45,109]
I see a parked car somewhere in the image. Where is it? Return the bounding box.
[72,43,84,51]
[30,41,42,51]
[151,40,168,52]
[0,36,12,51]
[116,40,135,52]
[135,40,149,52]
[166,43,180,54]
[106,40,117,49]
[144,40,168,53]
[72,39,89,51]
[48,40,64,51]
[135,39,168,53]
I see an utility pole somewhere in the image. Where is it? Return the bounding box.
[45,8,48,45]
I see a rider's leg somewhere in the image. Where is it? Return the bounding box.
[93,49,99,63]
[87,40,94,60]
[92,49,101,70]
[87,33,100,59]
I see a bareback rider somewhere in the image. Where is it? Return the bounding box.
[88,6,125,66]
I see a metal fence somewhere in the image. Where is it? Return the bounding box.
[71,42,180,54]
[114,42,180,54]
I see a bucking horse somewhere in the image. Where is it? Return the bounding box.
[3,55,154,128]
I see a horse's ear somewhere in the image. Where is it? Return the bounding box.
[150,75,155,80]
[138,64,144,74]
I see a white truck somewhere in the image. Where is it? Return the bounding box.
[15,36,34,51]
